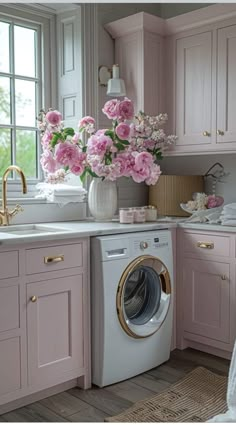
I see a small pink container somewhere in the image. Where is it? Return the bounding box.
[133,207,146,223]
[119,208,134,224]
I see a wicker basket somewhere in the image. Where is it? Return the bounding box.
[149,175,204,217]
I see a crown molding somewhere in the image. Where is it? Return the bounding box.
[105,12,165,39]
[105,4,236,39]
[165,3,236,35]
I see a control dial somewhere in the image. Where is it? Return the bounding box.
[140,241,148,250]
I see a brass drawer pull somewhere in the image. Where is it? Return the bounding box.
[197,242,214,249]
[203,131,211,137]
[217,129,224,136]
[44,255,64,264]
[221,275,227,281]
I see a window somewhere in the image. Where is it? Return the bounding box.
[0,16,42,182]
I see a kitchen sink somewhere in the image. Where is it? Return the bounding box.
[0,224,67,236]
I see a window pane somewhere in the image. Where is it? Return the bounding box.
[16,129,37,178]
[0,21,10,73]
[14,25,36,77]
[0,128,11,175]
[0,77,11,125]
[15,79,35,127]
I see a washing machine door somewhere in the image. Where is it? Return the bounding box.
[116,255,171,338]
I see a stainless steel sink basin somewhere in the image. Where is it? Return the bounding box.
[0,224,67,236]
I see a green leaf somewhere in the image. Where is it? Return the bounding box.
[63,127,75,137]
[105,130,115,141]
[116,143,126,151]
[87,168,98,178]
[51,134,61,147]
[82,146,87,153]
[79,127,84,133]
[80,170,87,182]
[120,139,130,145]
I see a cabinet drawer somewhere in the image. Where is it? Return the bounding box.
[26,243,83,275]
[183,232,230,257]
[0,251,18,280]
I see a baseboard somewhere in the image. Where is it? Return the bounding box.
[0,379,78,415]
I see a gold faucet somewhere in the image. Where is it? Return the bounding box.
[0,165,27,226]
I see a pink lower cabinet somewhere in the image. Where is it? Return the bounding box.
[27,274,84,388]
[183,258,230,343]
[0,238,90,411]
[177,229,235,358]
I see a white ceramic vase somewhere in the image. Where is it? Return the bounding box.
[88,178,118,221]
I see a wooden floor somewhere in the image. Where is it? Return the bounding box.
[0,348,230,422]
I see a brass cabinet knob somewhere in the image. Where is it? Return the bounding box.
[31,295,37,302]
[203,131,211,137]
[217,130,224,136]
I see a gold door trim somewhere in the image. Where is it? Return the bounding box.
[116,255,171,339]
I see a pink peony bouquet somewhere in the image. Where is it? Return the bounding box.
[37,98,177,185]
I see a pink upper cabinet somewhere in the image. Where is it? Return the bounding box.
[106,6,236,155]
[105,13,164,116]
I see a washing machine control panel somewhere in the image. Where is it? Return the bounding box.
[133,235,169,254]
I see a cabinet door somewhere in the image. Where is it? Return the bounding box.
[217,25,236,144]
[27,275,84,387]
[183,258,230,344]
[176,32,213,146]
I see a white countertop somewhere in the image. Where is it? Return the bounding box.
[0,220,177,246]
[0,219,235,246]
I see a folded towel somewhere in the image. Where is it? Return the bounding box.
[221,209,236,217]
[221,220,236,226]
[223,203,236,211]
[53,184,87,196]
[220,215,236,220]
[35,182,87,206]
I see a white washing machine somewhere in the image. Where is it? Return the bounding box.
[91,230,174,387]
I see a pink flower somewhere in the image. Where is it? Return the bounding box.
[115,123,130,140]
[70,162,84,175]
[46,110,62,126]
[55,141,79,167]
[72,132,80,143]
[131,166,150,183]
[207,195,224,209]
[144,139,156,150]
[134,151,153,169]
[78,116,95,134]
[117,98,134,121]
[87,134,113,156]
[102,99,120,120]
[40,150,58,173]
[41,131,52,147]
[114,153,135,177]
[145,164,161,185]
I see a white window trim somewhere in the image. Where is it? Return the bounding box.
[0,3,99,206]
[0,4,57,198]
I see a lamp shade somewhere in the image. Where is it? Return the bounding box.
[106,64,126,97]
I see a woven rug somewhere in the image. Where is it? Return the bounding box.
[105,367,227,422]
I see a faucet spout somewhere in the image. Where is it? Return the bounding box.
[1,165,27,226]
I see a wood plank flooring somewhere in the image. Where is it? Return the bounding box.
[0,348,230,422]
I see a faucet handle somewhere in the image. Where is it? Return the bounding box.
[9,204,24,218]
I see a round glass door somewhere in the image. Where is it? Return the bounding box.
[116,255,171,338]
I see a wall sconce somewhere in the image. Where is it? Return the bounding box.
[98,64,126,97]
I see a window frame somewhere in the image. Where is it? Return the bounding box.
[0,4,56,197]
